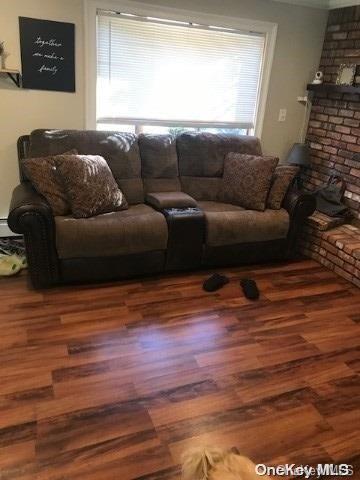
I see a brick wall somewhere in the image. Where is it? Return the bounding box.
[298,213,360,287]
[303,6,360,224]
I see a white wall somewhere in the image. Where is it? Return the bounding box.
[145,0,328,160]
[0,0,327,219]
[0,0,84,219]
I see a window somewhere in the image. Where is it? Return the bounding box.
[95,9,267,134]
[96,123,249,135]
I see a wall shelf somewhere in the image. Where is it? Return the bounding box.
[307,83,360,94]
[0,69,21,87]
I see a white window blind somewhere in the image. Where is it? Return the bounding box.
[97,10,265,129]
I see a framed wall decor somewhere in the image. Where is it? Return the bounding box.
[335,63,356,86]
[19,17,75,92]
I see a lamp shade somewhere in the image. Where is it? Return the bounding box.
[287,143,310,167]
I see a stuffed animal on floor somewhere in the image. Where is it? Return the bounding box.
[0,239,27,276]
[0,254,23,276]
[181,446,271,480]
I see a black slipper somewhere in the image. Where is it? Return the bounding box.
[240,278,259,300]
[203,273,229,292]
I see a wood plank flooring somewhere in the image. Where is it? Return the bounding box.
[0,259,359,479]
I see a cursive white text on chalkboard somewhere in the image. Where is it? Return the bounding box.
[35,36,62,48]
[32,52,64,60]
[33,35,64,76]
[38,65,58,75]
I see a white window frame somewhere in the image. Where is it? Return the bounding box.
[84,0,277,138]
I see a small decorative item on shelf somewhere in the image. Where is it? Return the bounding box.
[336,63,356,86]
[312,71,323,84]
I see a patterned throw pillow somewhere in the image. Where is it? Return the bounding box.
[267,165,299,209]
[23,149,78,216]
[55,154,128,218]
[221,153,278,211]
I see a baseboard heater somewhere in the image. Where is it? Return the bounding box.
[0,219,17,237]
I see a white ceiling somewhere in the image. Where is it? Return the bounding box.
[271,0,360,9]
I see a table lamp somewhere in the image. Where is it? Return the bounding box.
[287,143,310,188]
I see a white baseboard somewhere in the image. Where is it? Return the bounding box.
[0,219,17,237]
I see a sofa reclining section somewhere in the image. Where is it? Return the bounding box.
[8,130,315,288]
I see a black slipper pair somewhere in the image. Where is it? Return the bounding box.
[203,273,259,300]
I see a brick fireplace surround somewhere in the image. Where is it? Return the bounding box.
[299,5,360,287]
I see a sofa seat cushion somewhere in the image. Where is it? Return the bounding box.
[55,204,168,259]
[198,201,289,247]
[146,192,197,210]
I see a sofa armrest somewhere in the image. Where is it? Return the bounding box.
[7,182,59,288]
[283,189,316,258]
[146,191,197,210]
[8,182,53,233]
[283,189,316,223]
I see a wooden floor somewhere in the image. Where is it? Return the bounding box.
[0,259,359,480]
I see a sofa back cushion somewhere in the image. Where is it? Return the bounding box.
[180,176,222,201]
[177,132,262,177]
[25,130,264,205]
[143,178,181,194]
[28,129,144,204]
[139,134,178,178]
[116,178,145,204]
[139,134,181,195]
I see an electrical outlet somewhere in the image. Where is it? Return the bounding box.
[278,108,287,122]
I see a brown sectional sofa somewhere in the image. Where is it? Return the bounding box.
[8,129,316,288]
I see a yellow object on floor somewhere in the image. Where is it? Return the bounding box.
[0,254,27,276]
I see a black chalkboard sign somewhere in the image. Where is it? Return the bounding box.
[19,17,75,92]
